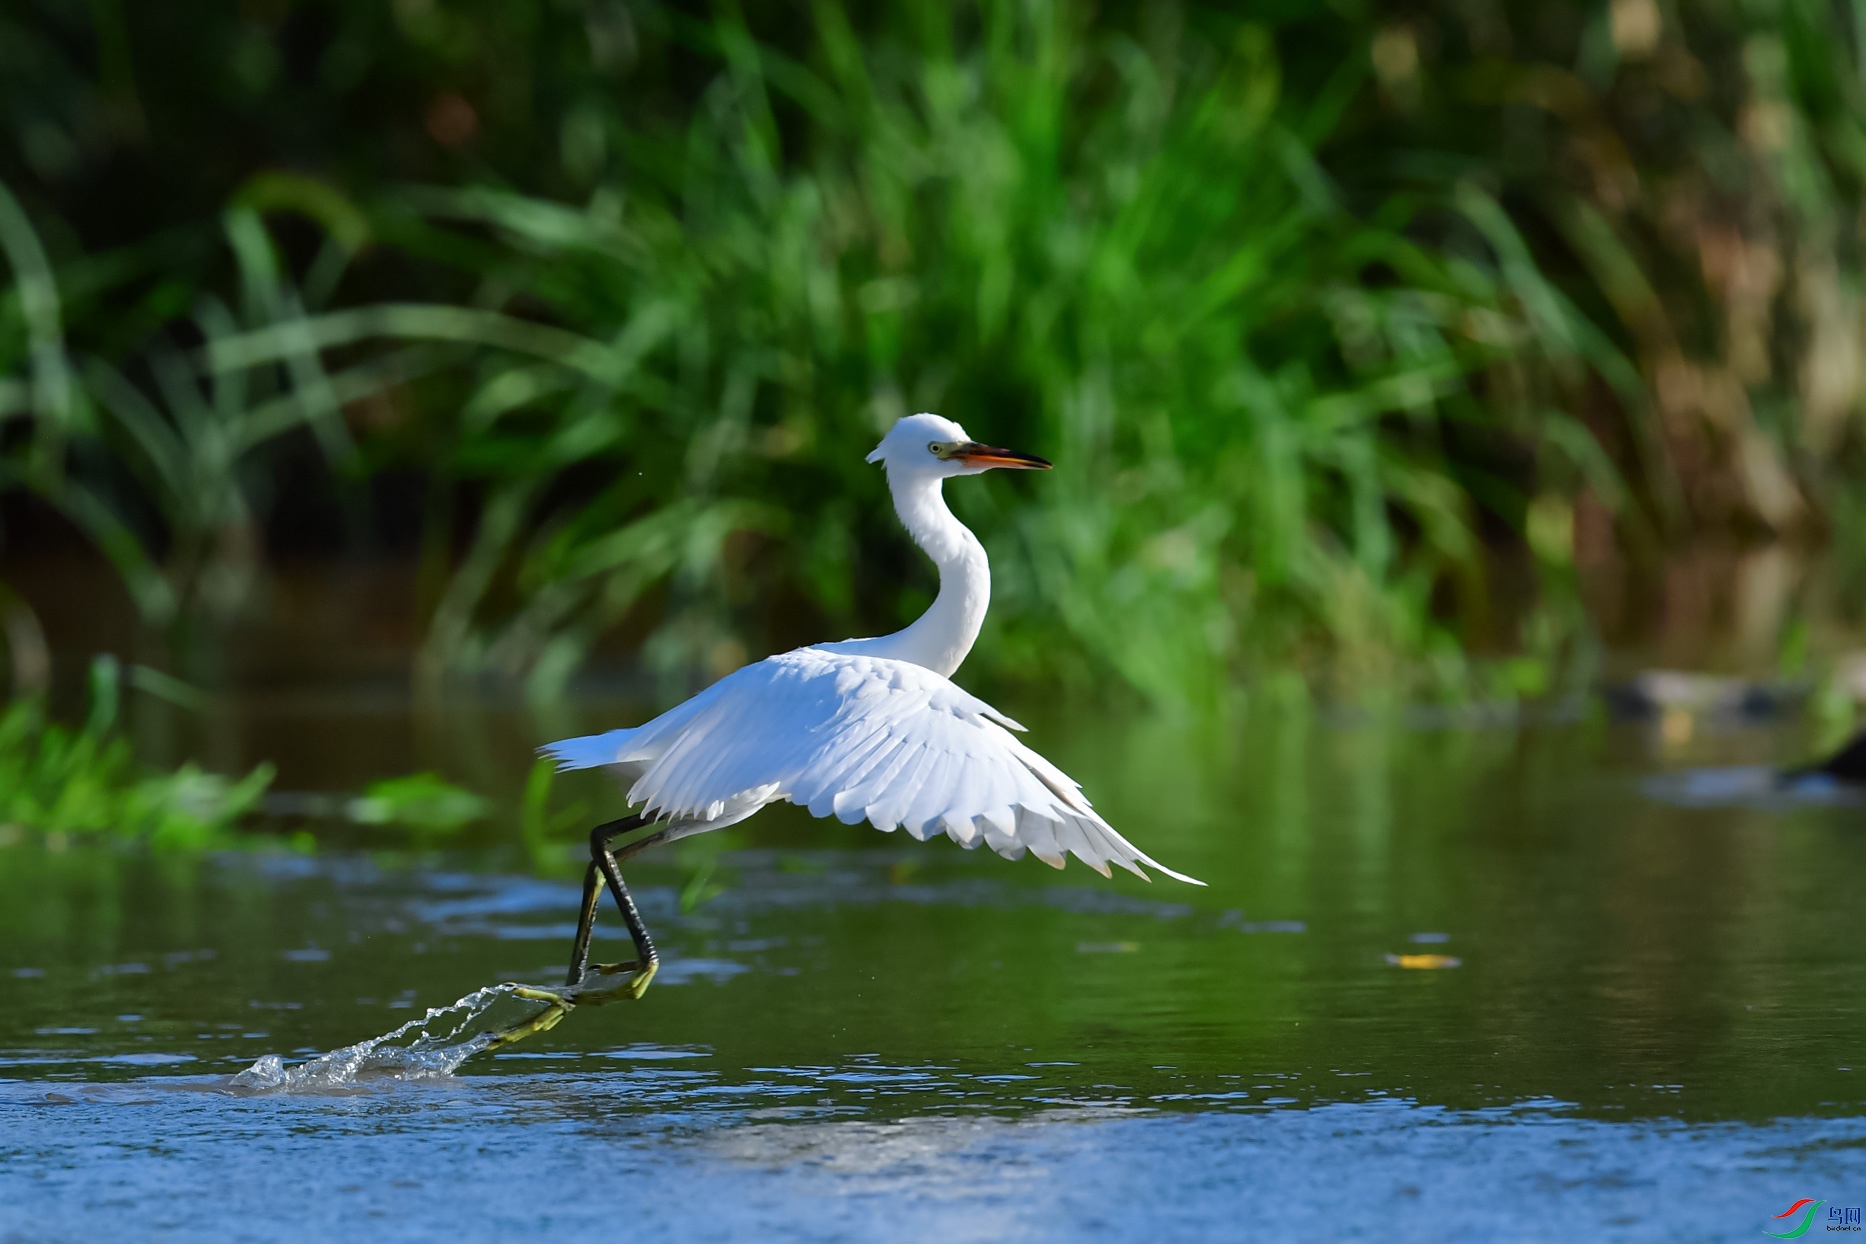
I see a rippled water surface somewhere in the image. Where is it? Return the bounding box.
[5,705,1866,1240]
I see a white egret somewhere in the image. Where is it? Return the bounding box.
[538,412,1202,1007]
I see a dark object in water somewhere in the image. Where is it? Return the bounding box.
[1601,671,1807,722]
[1782,731,1866,785]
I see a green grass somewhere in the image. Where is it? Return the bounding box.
[150,4,1617,707]
[0,657,272,847]
[8,0,1866,710]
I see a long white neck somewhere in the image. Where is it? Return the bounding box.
[820,470,989,678]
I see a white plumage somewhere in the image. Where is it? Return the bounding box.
[543,413,1201,887]
[545,648,1200,883]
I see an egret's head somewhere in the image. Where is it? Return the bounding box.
[865,413,1052,478]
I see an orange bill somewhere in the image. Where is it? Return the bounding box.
[951,442,1052,470]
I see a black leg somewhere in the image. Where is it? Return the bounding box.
[597,837,656,966]
[565,860,606,987]
[486,816,682,1048]
[565,815,687,997]
[566,814,644,986]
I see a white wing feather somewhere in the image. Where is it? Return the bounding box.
[541,647,1202,885]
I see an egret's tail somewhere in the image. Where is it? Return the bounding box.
[540,729,637,772]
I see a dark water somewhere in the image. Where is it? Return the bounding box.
[4,703,1866,1240]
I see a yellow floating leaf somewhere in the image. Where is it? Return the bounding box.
[1386,953,1461,969]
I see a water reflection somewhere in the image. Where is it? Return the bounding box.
[3,706,1866,1234]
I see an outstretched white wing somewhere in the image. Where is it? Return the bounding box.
[543,648,1202,885]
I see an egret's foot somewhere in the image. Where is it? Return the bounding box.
[510,984,577,1006]
[482,986,577,1049]
[568,958,658,1006]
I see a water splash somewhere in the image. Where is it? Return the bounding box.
[231,984,528,1091]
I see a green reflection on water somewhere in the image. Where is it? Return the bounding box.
[1,708,1863,1123]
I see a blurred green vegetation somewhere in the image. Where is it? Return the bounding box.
[3,0,1866,710]
[0,647,498,846]
[346,772,489,833]
[0,655,272,846]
